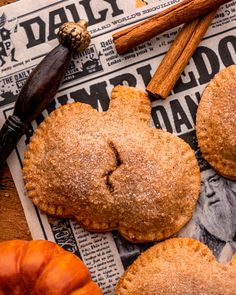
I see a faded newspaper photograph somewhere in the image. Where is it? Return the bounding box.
[0,0,235,293]
[179,168,236,263]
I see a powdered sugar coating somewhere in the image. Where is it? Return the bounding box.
[196,65,236,180]
[115,238,236,295]
[23,86,200,242]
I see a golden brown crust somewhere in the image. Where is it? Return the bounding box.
[23,86,200,242]
[196,65,236,180]
[115,238,236,295]
[231,253,236,267]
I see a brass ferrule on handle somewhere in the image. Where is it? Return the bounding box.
[0,20,91,168]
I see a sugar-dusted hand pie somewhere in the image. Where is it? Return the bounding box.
[23,86,200,242]
[0,240,102,295]
[196,65,236,180]
[115,238,236,295]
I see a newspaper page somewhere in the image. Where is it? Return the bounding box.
[0,0,236,293]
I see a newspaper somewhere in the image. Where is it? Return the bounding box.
[0,0,235,293]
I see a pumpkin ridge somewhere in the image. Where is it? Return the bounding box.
[0,240,102,295]
[29,245,63,287]
[19,241,60,294]
[18,241,32,293]
[30,250,92,293]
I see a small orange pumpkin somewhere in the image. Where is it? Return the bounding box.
[0,240,102,295]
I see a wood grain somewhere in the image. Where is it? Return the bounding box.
[0,0,31,242]
[0,0,16,4]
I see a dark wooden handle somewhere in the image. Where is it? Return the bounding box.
[0,20,91,168]
[14,45,71,123]
[0,115,27,167]
[0,45,71,168]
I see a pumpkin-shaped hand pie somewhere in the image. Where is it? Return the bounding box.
[23,86,200,242]
[196,65,236,180]
[0,240,102,295]
[115,238,236,295]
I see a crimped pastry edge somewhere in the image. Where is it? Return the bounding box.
[196,65,236,180]
[23,91,200,243]
[114,237,230,295]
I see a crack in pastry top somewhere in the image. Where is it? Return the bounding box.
[23,86,200,242]
[105,141,122,193]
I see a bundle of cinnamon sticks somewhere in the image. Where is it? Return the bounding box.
[113,0,231,99]
[146,10,217,99]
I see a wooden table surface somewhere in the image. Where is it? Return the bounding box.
[0,0,31,242]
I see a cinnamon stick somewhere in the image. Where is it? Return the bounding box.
[113,0,229,54]
[146,10,216,99]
